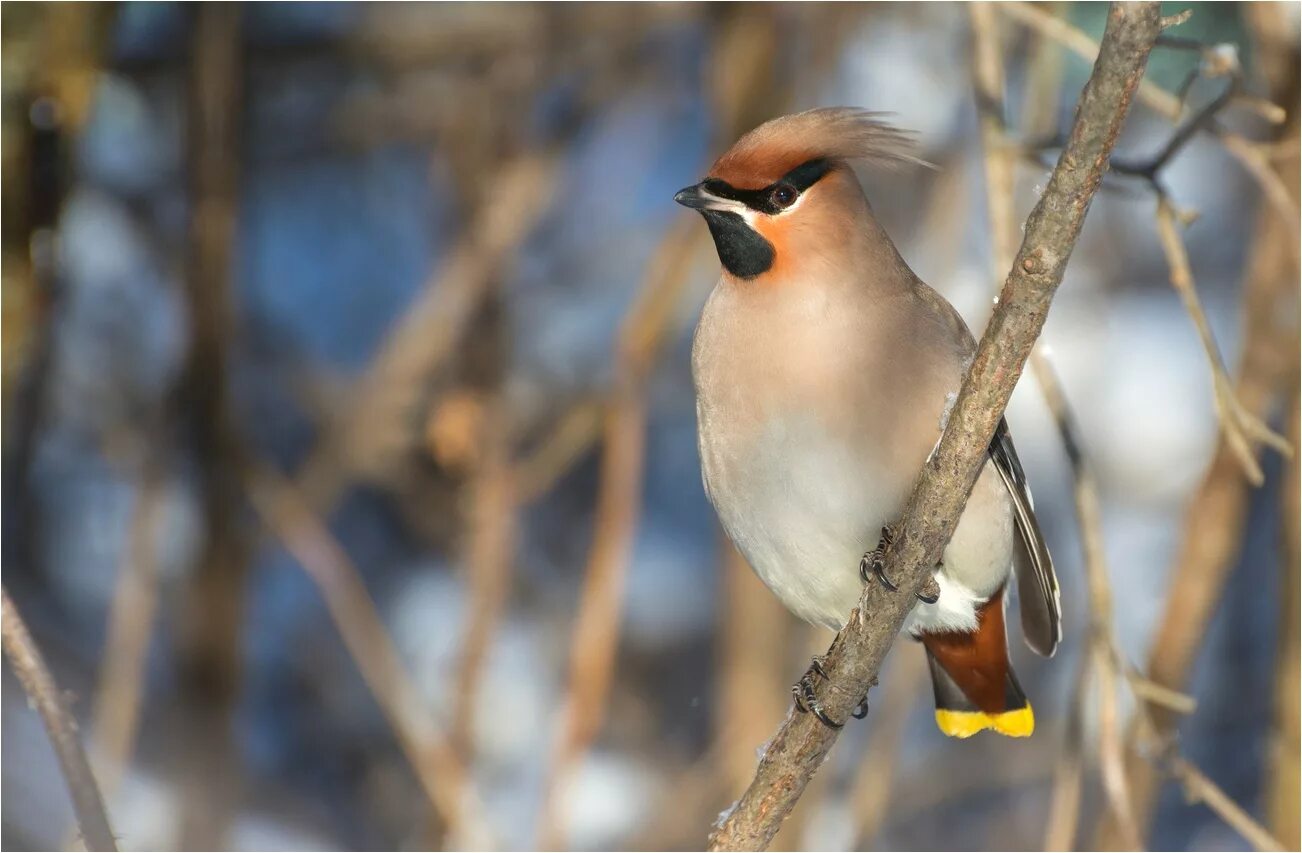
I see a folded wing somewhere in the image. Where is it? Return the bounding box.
[989,417,1061,657]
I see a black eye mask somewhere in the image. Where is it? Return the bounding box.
[701,158,833,215]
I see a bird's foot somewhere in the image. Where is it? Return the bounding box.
[859,525,897,588]
[791,656,869,728]
[859,526,942,604]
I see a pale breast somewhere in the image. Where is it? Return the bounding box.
[692,275,1015,632]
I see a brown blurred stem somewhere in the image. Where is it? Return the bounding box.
[1267,384,1300,848]
[246,464,491,848]
[293,154,557,514]
[709,6,1162,849]
[450,294,518,762]
[1096,76,1301,853]
[90,457,167,800]
[3,587,117,851]
[174,4,248,847]
[717,540,792,801]
[535,216,707,849]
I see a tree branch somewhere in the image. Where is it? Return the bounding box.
[706,4,1163,849]
[2,587,117,851]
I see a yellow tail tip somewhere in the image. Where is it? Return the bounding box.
[935,704,1035,738]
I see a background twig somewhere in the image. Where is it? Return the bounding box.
[3,587,117,852]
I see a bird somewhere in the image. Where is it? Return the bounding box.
[676,107,1060,738]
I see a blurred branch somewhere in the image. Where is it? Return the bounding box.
[709,6,1163,848]
[536,215,707,849]
[511,399,603,504]
[1166,756,1286,852]
[174,5,248,846]
[294,153,558,513]
[2,587,117,852]
[246,465,491,849]
[716,540,792,800]
[1043,658,1089,850]
[1267,383,1300,848]
[89,460,166,801]
[1036,354,1142,848]
[1000,4,1293,484]
[449,301,518,767]
[967,17,1098,847]
[1153,197,1291,484]
[1098,71,1301,853]
[1000,0,1301,259]
[848,651,927,848]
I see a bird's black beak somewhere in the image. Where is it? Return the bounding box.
[674,183,712,210]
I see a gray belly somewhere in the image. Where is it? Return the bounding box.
[698,410,906,629]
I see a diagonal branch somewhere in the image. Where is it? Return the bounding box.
[706,4,1164,849]
[3,587,117,851]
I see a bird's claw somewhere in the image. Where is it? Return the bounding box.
[859,526,897,589]
[791,656,868,729]
[859,526,942,605]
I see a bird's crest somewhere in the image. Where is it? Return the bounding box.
[708,107,927,189]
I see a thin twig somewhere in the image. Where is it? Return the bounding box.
[716,539,793,800]
[3,587,117,851]
[708,6,1163,848]
[89,465,166,800]
[1036,354,1142,850]
[1154,196,1292,485]
[848,651,927,848]
[1167,757,1287,851]
[1000,0,1301,256]
[445,248,519,774]
[512,399,603,505]
[1043,658,1089,850]
[245,465,491,849]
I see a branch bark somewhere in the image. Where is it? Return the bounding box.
[3,587,117,851]
[707,4,1163,849]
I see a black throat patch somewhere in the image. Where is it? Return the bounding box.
[702,210,774,278]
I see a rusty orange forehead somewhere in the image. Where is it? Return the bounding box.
[708,147,821,189]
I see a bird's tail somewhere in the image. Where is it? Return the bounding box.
[920,586,1034,738]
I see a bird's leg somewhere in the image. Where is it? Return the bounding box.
[860,525,943,604]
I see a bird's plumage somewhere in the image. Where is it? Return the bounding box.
[681,107,1061,737]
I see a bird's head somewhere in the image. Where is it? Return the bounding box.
[675,108,925,281]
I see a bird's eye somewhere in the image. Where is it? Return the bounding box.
[770,184,797,209]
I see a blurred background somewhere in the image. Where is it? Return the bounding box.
[1,2,1298,850]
